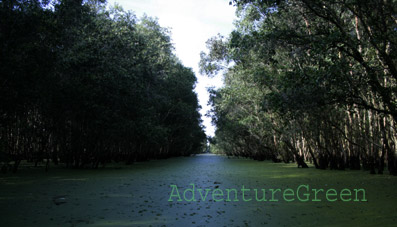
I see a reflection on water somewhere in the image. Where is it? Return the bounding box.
[0,155,396,226]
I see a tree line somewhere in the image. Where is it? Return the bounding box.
[201,0,396,175]
[0,0,206,172]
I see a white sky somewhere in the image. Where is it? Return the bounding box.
[107,0,237,137]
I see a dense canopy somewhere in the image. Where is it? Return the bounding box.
[0,0,206,171]
[201,0,397,174]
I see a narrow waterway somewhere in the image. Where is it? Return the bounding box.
[0,154,396,226]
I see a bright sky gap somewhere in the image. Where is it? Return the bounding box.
[107,0,237,137]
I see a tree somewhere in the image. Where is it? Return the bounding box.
[201,0,396,174]
[0,0,206,171]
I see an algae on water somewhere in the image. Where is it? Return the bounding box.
[0,154,396,226]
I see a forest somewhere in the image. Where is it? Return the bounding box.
[200,0,397,175]
[0,0,206,172]
[1,0,397,226]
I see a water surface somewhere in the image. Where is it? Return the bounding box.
[0,154,396,226]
